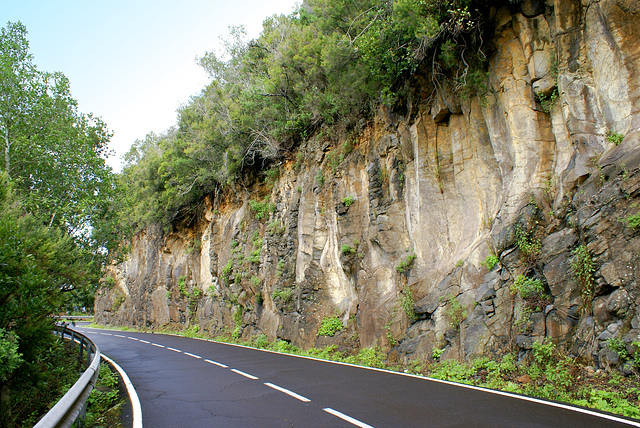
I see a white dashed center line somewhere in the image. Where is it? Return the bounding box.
[264,382,311,403]
[205,359,228,368]
[323,408,373,428]
[93,330,374,427]
[231,369,259,380]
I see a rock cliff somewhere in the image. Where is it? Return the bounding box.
[96,0,640,367]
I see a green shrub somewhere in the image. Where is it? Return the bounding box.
[510,275,545,300]
[249,199,275,220]
[445,295,467,331]
[343,196,355,207]
[483,254,499,270]
[396,253,417,273]
[272,288,292,302]
[515,224,541,259]
[622,212,640,229]
[222,260,233,282]
[248,249,260,264]
[432,346,444,361]
[341,244,355,255]
[317,316,343,337]
[606,130,624,146]
[570,245,594,303]
[401,287,417,322]
[344,347,385,369]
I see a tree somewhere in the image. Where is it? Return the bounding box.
[1,21,119,254]
[0,21,122,424]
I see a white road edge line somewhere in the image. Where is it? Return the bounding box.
[323,408,373,428]
[264,382,310,403]
[166,347,181,352]
[101,354,143,428]
[151,343,165,348]
[183,352,202,359]
[139,339,150,344]
[114,334,125,338]
[204,359,228,368]
[230,369,258,380]
[128,337,139,341]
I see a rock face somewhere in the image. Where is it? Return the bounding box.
[96,0,640,366]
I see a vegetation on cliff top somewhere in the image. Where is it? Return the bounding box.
[116,0,500,232]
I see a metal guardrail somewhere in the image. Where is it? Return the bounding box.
[34,326,101,428]
[53,315,95,321]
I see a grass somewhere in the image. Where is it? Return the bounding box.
[87,323,640,420]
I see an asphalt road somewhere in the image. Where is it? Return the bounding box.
[73,325,639,428]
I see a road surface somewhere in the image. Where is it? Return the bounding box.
[74,326,640,428]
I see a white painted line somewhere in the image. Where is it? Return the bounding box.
[204,359,228,368]
[114,334,126,338]
[139,339,150,344]
[231,369,258,380]
[166,347,181,353]
[264,382,310,403]
[101,354,143,428]
[183,352,202,359]
[151,343,165,348]
[323,408,373,428]
[128,337,139,341]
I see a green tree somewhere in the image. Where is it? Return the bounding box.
[0,22,122,423]
[1,21,118,254]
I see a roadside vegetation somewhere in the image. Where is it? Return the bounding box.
[89,323,640,420]
[83,362,125,427]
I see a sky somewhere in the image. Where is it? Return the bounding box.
[2,0,299,170]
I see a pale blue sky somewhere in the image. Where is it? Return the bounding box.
[2,0,299,170]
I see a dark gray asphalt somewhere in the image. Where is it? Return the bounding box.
[73,326,640,428]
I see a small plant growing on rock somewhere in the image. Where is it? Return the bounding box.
[622,212,640,229]
[606,130,624,146]
[396,253,417,273]
[432,346,445,361]
[272,288,292,303]
[510,275,549,311]
[515,224,541,262]
[483,254,499,270]
[341,244,355,255]
[401,286,417,322]
[510,275,544,300]
[342,196,355,207]
[445,295,467,331]
[317,315,343,337]
[570,245,595,305]
[249,199,275,220]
